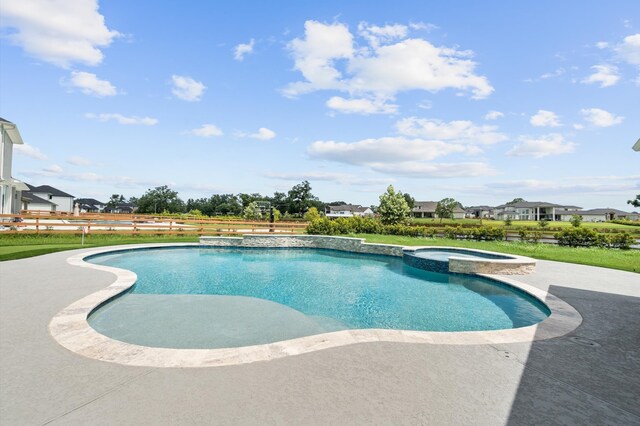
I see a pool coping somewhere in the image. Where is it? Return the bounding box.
[49,242,582,368]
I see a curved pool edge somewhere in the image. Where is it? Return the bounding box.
[49,242,582,368]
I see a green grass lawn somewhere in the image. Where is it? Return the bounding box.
[0,234,199,261]
[352,234,640,273]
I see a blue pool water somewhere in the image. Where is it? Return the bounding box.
[409,248,513,262]
[87,247,549,349]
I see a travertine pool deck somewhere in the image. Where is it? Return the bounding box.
[1,245,639,425]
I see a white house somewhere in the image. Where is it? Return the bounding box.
[560,208,639,222]
[412,201,465,219]
[326,204,373,218]
[22,184,75,213]
[76,198,107,213]
[0,118,29,218]
[493,201,580,221]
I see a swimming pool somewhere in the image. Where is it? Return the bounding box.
[86,247,550,349]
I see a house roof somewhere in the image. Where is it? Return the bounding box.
[76,198,105,205]
[564,208,634,216]
[465,205,494,211]
[495,201,581,209]
[0,117,24,145]
[25,184,74,198]
[328,204,369,212]
[21,192,56,205]
[413,201,464,213]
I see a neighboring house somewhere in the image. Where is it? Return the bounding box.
[493,201,580,221]
[559,208,639,222]
[76,198,107,213]
[20,192,57,212]
[22,184,75,213]
[465,205,494,219]
[326,204,373,218]
[412,201,465,219]
[0,118,29,218]
[104,203,137,214]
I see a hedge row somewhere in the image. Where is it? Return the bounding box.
[306,218,505,241]
[555,228,635,249]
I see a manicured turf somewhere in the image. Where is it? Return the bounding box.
[352,234,640,274]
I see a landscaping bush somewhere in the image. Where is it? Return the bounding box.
[306,218,337,235]
[609,219,640,227]
[603,232,636,250]
[555,228,604,247]
[518,229,543,243]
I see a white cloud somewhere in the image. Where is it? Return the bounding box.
[486,176,639,194]
[263,171,389,186]
[66,156,92,166]
[189,124,223,137]
[507,134,576,158]
[283,20,493,114]
[573,123,585,130]
[530,110,561,127]
[580,108,624,127]
[43,164,63,174]
[614,33,640,66]
[249,127,276,140]
[308,137,475,165]
[85,113,158,126]
[0,0,119,68]
[65,71,117,96]
[13,143,47,160]
[368,161,496,178]
[526,68,565,82]
[596,41,609,49]
[396,117,507,144]
[581,64,620,87]
[171,75,206,101]
[234,39,255,61]
[484,110,504,120]
[326,96,398,115]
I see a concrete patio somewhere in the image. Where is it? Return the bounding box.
[1,247,638,425]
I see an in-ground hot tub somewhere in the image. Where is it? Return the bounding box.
[403,247,536,275]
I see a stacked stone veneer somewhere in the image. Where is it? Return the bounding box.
[200,235,404,256]
[199,235,535,275]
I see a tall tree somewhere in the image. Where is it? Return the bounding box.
[107,194,125,208]
[506,197,525,205]
[435,198,459,222]
[628,194,640,208]
[402,193,416,210]
[287,180,319,215]
[377,185,411,225]
[136,186,185,213]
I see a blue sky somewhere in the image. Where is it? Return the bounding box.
[1,0,638,209]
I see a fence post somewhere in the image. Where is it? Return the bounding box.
[36,217,39,233]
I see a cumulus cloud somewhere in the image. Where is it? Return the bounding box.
[396,117,507,144]
[234,39,255,61]
[581,64,620,87]
[66,156,92,166]
[614,33,640,66]
[507,134,576,158]
[326,96,398,115]
[85,113,158,126]
[171,75,206,101]
[14,143,47,160]
[368,161,497,178]
[263,171,389,186]
[64,71,117,96]
[0,0,119,68]
[283,20,493,114]
[249,127,276,140]
[530,110,562,127]
[484,110,504,120]
[189,124,223,137]
[580,108,624,127]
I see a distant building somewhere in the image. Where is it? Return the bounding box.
[326,204,373,218]
[75,198,107,213]
[465,205,494,219]
[22,184,75,213]
[559,208,639,222]
[104,203,137,214]
[412,201,465,219]
[0,118,29,217]
[493,201,580,221]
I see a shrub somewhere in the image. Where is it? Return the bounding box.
[555,228,604,247]
[570,214,582,227]
[603,232,636,250]
[538,219,550,228]
[304,207,321,222]
[504,218,513,226]
[518,229,543,243]
[306,218,336,235]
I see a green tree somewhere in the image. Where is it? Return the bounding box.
[304,206,321,221]
[628,194,640,208]
[107,194,125,208]
[287,180,319,215]
[435,198,458,223]
[506,198,525,205]
[243,201,262,220]
[570,214,583,227]
[136,186,185,214]
[377,185,411,225]
[402,193,415,210]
